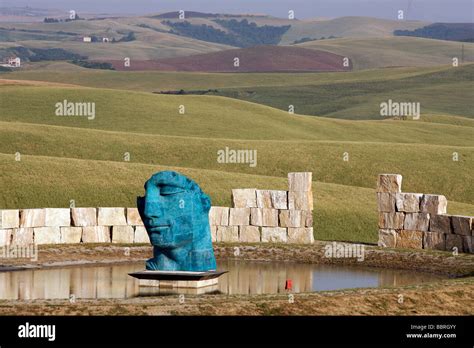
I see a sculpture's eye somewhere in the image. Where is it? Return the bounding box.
[160,185,185,196]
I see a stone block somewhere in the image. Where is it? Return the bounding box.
[423,231,446,251]
[44,208,70,227]
[217,226,239,242]
[0,210,19,229]
[60,227,82,244]
[12,228,34,246]
[127,208,143,225]
[0,229,12,246]
[112,226,134,244]
[82,226,111,243]
[232,189,257,208]
[378,212,405,229]
[34,227,61,245]
[377,174,402,193]
[210,225,217,243]
[395,193,422,213]
[261,227,287,243]
[288,172,312,192]
[20,209,45,228]
[97,208,126,226]
[378,229,397,248]
[256,190,272,208]
[250,208,263,226]
[446,234,464,253]
[279,210,303,228]
[451,215,472,236]
[377,193,396,212]
[302,210,313,227]
[262,209,278,227]
[429,214,452,234]
[134,226,150,244]
[239,226,260,243]
[396,230,423,249]
[270,190,288,209]
[229,208,250,226]
[209,207,229,226]
[288,191,313,211]
[420,195,447,215]
[462,236,473,254]
[287,227,314,244]
[71,208,97,227]
[404,213,430,231]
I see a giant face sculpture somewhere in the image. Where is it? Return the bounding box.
[137,171,216,272]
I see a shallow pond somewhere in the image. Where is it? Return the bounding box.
[0,260,444,299]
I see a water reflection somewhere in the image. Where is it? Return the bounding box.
[0,260,443,300]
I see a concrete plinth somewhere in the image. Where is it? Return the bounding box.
[129,270,227,289]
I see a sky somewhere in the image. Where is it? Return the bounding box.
[2,0,473,22]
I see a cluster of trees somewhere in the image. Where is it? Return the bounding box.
[164,19,291,47]
[292,36,338,44]
[113,32,136,43]
[28,48,85,61]
[71,60,115,70]
[43,13,81,23]
[394,23,474,42]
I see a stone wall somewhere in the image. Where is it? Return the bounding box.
[0,172,314,246]
[377,174,473,253]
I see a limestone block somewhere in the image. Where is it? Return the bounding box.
[451,215,472,236]
[20,209,45,228]
[279,210,303,228]
[34,227,61,245]
[82,226,111,243]
[378,229,397,248]
[261,227,287,243]
[302,210,313,227]
[377,174,402,193]
[210,225,217,243]
[209,207,229,226]
[217,226,239,242]
[287,227,314,244]
[288,191,313,211]
[98,208,126,226]
[239,226,261,243]
[0,210,19,229]
[377,193,396,212]
[462,236,473,254]
[60,227,82,244]
[71,208,97,227]
[270,190,288,209]
[12,228,34,246]
[134,226,150,244]
[229,208,250,226]
[396,230,423,249]
[0,229,12,246]
[127,208,143,226]
[250,208,263,226]
[378,212,405,229]
[446,234,464,253]
[429,215,452,234]
[423,231,446,251]
[288,172,312,192]
[232,189,257,208]
[44,208,70,227]
[420,195,447,215]
[404,213,430,231]
[256,190,272,208]
[262,209,278,227]
[395,193,422,213]
[112,226,134,244]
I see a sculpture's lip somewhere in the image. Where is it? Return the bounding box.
[149,225,171,231]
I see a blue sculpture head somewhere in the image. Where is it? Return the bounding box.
[137,171,216,272]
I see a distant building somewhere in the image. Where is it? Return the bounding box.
[0,57,21,68]
[102,37,110,43]
[83,36,92,43]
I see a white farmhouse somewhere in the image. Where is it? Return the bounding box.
[83,36,92,43]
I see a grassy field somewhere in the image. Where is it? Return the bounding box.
[298,36,474,69]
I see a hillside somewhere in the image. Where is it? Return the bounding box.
[297,36,474,70]
[101,46,351,72]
